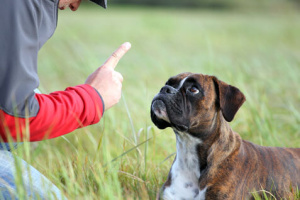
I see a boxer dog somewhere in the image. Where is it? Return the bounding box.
[151,73,300,200]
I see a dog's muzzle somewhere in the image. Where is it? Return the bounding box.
[151,100,170,123]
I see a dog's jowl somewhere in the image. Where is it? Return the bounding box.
[151,73,300,200]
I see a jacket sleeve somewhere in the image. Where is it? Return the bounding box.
[0,84,105,142]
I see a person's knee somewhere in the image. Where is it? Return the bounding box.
[0,151,66,200]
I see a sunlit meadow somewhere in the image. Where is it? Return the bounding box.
[11,2,300,199]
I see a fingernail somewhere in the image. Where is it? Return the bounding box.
[124,42,131,50]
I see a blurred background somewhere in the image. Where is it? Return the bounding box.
[17,0,300,199]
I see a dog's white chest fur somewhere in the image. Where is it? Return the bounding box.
[162,132,206,200]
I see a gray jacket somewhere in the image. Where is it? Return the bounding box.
[0,0,59,117]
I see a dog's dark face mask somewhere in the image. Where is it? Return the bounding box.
[151,73,246,137]
[151,72,193,132]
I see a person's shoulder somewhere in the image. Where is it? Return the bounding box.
[3,0,43,16]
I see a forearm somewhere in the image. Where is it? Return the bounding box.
[0,84,104,142]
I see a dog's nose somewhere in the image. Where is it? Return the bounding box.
[160,85,177,94]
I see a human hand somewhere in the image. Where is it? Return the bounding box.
[85,42,131,111]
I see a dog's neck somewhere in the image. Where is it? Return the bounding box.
[175,111,241,179]
[174,130,202,179]
[165,130,204,199]
[174,112,240,171]
[195,111,242,188]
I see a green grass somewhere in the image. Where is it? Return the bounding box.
[12,4,300,199]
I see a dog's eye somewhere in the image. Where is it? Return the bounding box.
[189,86,199,94]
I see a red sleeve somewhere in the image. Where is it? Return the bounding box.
[0,84,104,142]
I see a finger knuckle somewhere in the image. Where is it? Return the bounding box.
[112,52,119,59]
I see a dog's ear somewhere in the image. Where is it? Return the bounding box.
[212,77,246,122]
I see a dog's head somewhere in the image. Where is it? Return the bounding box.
[151,73,246,136]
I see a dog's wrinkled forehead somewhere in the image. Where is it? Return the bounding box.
[165,72,193,88]
[165,73,213,91]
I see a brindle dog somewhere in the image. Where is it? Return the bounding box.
[151,72,300,200]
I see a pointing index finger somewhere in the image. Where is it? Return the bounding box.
[104,42,131,69]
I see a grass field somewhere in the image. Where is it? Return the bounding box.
[13,3,300,199]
